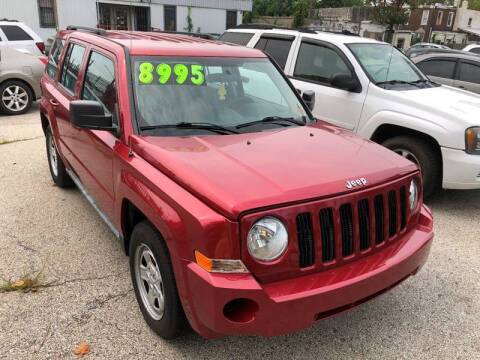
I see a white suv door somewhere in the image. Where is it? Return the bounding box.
[287,38,367,130]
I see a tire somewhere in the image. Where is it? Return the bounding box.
[129,221,188,339]
[382,135,441,198]
[45,126,73,188]
[0,80,33,115]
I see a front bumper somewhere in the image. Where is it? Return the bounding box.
[180,206,434,338]
[442,147,480,189]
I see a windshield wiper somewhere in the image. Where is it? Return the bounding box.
[140,122,239,135]
[376,80,423,88]
[236,116,306,129]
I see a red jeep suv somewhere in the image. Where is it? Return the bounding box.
[40,27,433,339]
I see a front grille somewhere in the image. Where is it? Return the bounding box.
[297,182,410,268]
[296,213,315,267]
[319,208,335,262]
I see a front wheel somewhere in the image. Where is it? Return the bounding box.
[129,221,187,339]
[382,135,441,198]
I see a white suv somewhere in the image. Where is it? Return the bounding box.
[220,27,480,196]
[0,19,45,55]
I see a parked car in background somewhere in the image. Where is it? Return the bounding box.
[405,46,465,59]
[409,42,450,50]
[0,19,45,55]
[413,52,480,94]
[221,27,480,196]
[462,43,480,54]
[41,27,434,339]
[0,47,45,115]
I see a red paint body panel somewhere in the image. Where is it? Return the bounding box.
[40,30,434,339]
[183,207,433,338]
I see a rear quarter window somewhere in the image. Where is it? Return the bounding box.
[46,39,65,79]
[0,25,33,41]
[219,32,254,46]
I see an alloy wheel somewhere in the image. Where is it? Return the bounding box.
[134,244,165,320]
[2,85,29,112]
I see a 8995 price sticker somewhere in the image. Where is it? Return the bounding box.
[138,62,205,86]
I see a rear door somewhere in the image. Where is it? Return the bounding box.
[0,24,38,54]
[288,38,366,130]
[416,58,456,86]
[454,60,480,94]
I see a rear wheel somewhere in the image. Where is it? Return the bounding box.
[46,127,72,188]
[129,221,187,339]
[0,80,33,115]
[382,135,441,198]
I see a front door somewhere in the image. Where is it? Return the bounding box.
[288,39,366,130]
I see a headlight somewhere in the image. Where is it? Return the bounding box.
[247,217,288,261]
[409,179,419,212]
[465,127,480,154]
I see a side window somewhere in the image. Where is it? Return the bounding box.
[0,25,33,41]
[46,39,65,79]
[255,37,293,70]
[458,62,480,84]
[60,43,86,94]
[417,59,456,79]
[470,47,480,54]
[82,51,118,124]
[294,42,351,86]
[219,32,254,46]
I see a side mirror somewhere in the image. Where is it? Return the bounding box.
[331,74,360,92]
[302,90,315,111]
[70,100,115,131]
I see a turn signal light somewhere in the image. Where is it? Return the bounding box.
[194,251,249,273]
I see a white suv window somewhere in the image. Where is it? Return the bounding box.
[0,25,33,41]
[294,42,351,86]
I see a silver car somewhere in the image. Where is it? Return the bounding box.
[0,47,44,115]
[413,51,480,94]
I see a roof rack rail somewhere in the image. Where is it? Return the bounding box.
[233,23,316,33]
[66,25,106,36]
[0,18,19,22]
[151,29,216,40]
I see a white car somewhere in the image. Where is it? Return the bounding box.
[220,28,480,196]
[0,19,45,55]
[462,43,480,55]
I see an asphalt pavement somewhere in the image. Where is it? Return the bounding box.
[0,105,479,359]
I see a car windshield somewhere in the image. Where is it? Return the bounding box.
[132,56,311,135]
[348,43,427,86]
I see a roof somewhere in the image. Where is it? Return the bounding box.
[61,29,265,58]
[226,28,382,46]
[459,27,480,37]
[412,51,480,62]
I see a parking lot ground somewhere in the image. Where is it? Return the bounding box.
[0,107,480,359]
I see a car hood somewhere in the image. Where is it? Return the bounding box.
[131,123,417,219]
[390,84,480,125]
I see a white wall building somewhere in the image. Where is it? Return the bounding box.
[0,0,252,40]
[453,0,480,41]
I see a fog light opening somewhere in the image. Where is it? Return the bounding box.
[223,298,259,323]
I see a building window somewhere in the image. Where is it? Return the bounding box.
[38,0,57,28]
[164,5,176,31]
[226,10,237,30]
[421,10,430,26]
[447,12,454,27]
[468,17,473,26]
[436,11,443,26]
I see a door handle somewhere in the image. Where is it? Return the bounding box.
[459,86,465,89]
[49,99,59,106]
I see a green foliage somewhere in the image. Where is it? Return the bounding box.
[293,0,309,27]
[469,0,480,10]
[318,0,363,7]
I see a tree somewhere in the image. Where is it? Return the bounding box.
[184,6,194,32]
[293,0,309,27]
